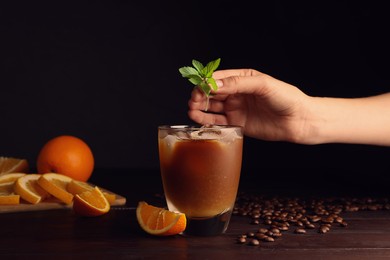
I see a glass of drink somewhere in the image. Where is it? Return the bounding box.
[158,125,243,236]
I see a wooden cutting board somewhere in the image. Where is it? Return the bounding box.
[0,189,126,214]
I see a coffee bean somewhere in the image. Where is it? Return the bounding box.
[252,213,261,219]
[258,228,268,234]
[310,216,322,223]
[334,217,343,223]
[264,236,275,242]
[320,216,333,224]
[294,228,306,234]
[272,232,282,238]
[237,237,246,244]
[319,226,330,234]
[281,226,289,231]
[247,232,255,238]
[255,233,267,240]
[340,221,348,227]
[306,223,316,229]
[249,239,260,246]
[251,219,260,225]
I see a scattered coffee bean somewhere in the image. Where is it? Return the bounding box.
[234,192,388,246]
[322,216,334,224]
[237,237,246,244]
[255,233,267,240]
[251,219,260,225]
[319,225,330,234]
[263,236,275,242]
[294,228,306,234]
[247,232,255,238]
[310,216,322,223]
[279,225,289,231]
[334,217,343,223]
[249,239,260,246]
[258,228,268,234]
[340,221,348,227]
[305,223,316,229]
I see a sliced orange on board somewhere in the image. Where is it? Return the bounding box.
[37,173,73,204]
[67,180,116,205]
[0,171,121,214]
[73,186,110,217]
[136,201,186,236]
[14,174,50,204]
[0,173,27,205]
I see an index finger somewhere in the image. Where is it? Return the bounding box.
[212,69,263,80]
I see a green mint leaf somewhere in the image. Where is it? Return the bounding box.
[179,66,200,78]
[179,58,221,101]
[187,74,203,85]
[204,58,221,78]
[192,60,204,75]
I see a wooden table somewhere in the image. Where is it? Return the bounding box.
[1,168,390,259]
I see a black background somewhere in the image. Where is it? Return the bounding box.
[1,1,389,184]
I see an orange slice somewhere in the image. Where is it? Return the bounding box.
[67,180,116,204]
[37,173,73,204]
[0,157,29,175]
[136,201,186,236]
[0,182,20,205]
[14,174,50,204]
[0,173,26,184]
[73,186,110,217]
[0,173,26,205]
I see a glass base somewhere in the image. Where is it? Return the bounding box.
[182,210,232,236]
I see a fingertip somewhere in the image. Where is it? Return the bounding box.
[216,79,223,88]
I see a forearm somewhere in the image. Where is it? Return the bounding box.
[307,92,390,146]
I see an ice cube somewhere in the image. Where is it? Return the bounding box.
[175,130,191,140]
[219,127,241,143]
[190,128,221,140]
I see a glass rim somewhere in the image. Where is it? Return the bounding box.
[158,124,243,131]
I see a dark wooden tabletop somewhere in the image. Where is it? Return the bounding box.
[1,168,390,259]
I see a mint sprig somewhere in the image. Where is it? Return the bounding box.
[179,58,221,111]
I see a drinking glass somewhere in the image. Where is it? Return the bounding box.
[158,125,243,236]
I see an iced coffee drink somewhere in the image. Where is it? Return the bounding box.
[158,125,243,236]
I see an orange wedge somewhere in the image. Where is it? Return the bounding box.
[73,186,110,217]
[14,174,50,204]
[0,157,29,175]
[136,201,186,236]
[37,173,73,204]
[67,180,116,204]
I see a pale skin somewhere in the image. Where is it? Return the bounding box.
[188,69,390,146]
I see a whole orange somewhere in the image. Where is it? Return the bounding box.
[37,135,94,182]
